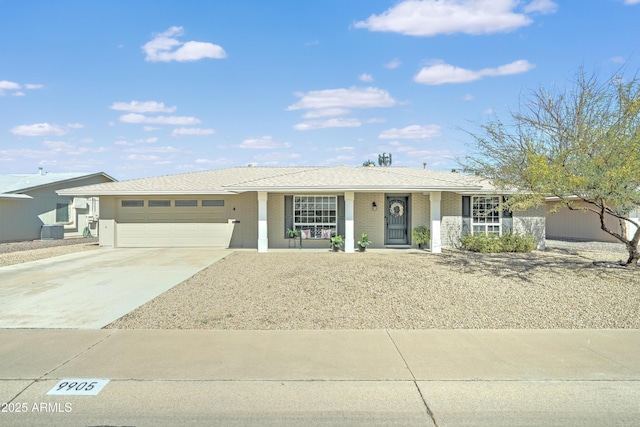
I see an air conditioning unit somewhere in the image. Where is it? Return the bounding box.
[41,224,64,240]
[73,197,88,209]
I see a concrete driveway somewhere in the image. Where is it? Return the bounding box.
[0,248,231,329]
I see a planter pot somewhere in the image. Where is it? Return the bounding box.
[331,246,340,252]
[358,246,366,252]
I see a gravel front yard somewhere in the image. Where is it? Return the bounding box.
[0,238,98,267]
[107,247,640,330]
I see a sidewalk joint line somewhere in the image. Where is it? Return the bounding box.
[385,330,439,427]
[38,330,118,380]
[6,380,36,405]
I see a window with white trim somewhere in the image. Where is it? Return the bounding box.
[471,196,501,235]
[55,203,69,223]
[294,196,337,239]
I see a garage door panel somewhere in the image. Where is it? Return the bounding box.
[116,223,235,248]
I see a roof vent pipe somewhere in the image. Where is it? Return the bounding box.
[38,167,43,175]
[423,163,427,170]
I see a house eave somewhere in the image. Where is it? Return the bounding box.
[0,193,33,200]
[56,189,237,196]
[225,185,485,193]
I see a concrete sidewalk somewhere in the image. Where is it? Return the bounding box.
[1,329,639,426]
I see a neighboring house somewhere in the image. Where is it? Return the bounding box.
[0,171,116,243]
[58,166,546,253]
[546,197,640,243]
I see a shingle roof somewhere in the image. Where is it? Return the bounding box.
[58,166,504,196]
[0,172,115,195]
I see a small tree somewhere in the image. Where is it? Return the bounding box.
[462,68,640,266]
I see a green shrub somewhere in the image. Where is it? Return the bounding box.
[411,226,430,245]
[461,232,537,253]
[499,232,537,252]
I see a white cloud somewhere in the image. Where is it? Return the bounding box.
[327,146,355,152]
[322,155,356,165]
[252,152,302,165]
[288,86,396,111]
[358,73,374,82]
[304,40,320,46]
[239,136,292,149]
[302,108,351,118]
[125,146,180,153]
[126,154,161,161]
[483,107,496,115]
[623,0,640,4]
[463,93,474,101]
[414,59,534,85]
[0,81,44,96]
[385,59,402,69]
[66,123,84,129]
[195,157,234,166]
[110,100,177,113]
[293,118,363,131]
[119,113,201,125]
[0,80,21,90]
[354,0,537,36]
[171,127,215,136]
[379,124,441,140]
[523,0,558,14]
[10,123,68,136]
[143,26,227,62]
[0,80,21,96]
[143,126,161,131]
[115,137,158,146]
[0,148,49,159]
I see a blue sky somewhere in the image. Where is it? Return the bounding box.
[1,0,639,180]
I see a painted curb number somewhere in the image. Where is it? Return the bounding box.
[47,379,110,396]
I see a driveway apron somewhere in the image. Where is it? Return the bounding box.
[0,248,230,329]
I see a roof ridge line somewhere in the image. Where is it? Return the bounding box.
[222,166,324,187]
[373,167,475,187]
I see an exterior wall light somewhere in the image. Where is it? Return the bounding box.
[372,201,377,211]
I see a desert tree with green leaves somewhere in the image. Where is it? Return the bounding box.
[461,68,640,266]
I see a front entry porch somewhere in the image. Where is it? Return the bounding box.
[257,191,443,254]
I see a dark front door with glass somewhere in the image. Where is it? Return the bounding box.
[385,195,409,245]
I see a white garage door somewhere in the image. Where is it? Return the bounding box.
[116,223,235,248]
[115,198,235,248]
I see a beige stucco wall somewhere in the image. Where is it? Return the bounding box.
[267,192,433,250]
[410,192,430,247]
[95,190,547,251]
[354,192,385,248]
[545,201,620,243]
[98,193,259,248]
[514,204,546,247]
[441,192,463,248]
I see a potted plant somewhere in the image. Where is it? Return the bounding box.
[286,228,299,239]
[329,234,344,251]
[357,232,371,252]
[411,226,430,249]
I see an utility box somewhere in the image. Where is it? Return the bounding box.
[41,224,64,240]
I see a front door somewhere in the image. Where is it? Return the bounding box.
[385,195,409,245]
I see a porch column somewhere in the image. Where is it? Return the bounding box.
[430,191,442,253]
[344,191,355,253]
[258,191,268,253]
